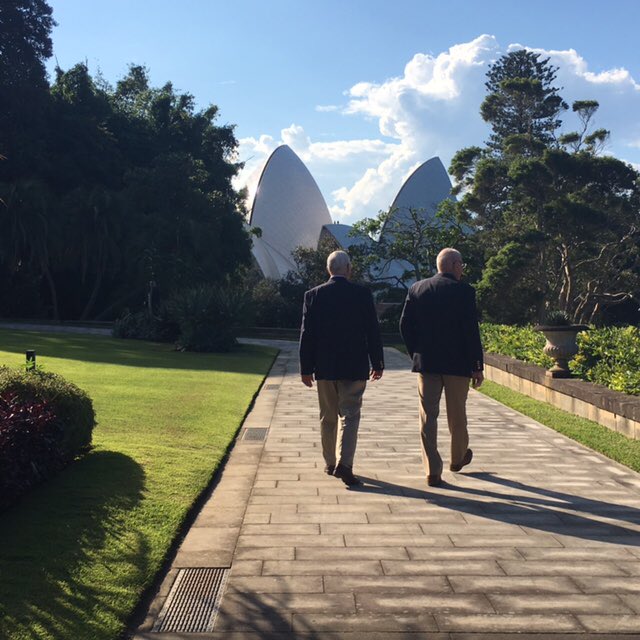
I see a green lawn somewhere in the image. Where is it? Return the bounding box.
[479,379,640,473]
[0,329,276,640]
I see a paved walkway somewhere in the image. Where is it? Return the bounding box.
[135,341,640,639]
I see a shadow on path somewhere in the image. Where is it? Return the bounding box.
[353,472,640,544]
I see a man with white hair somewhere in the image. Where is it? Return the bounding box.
[299,250,384,486]
[399,247,484,487]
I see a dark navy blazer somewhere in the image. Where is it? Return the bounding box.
[299,277,384,380]
[399,272,483,377]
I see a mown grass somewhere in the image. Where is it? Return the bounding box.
[0,329,276,640]
[479,379,640,473]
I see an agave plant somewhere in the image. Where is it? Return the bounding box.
[543,310,572,326]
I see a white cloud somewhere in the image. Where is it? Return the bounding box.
[281,123,311,153]
[315,104,340,112]
[236,36,640,221]
[234,125,398,205]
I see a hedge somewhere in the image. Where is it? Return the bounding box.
[0,367,96,509]
[480,324,640,396]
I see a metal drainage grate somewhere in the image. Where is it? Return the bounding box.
[153,567,229,633]
[243,427,269,441]
[264,384,279,390]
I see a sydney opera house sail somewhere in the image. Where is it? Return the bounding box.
[243,145,454,284]
[320,223,373,252]
[247,145,332,279]
[382,157,454,241]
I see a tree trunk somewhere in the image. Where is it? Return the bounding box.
[79,252,104,321]
[42,262,60,321]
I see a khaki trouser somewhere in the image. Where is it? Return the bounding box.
[418,373,470,476]
[316,379,367,468]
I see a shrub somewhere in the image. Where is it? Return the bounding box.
[573,326,640,396]
[481,323,640,396]
[0,367,96,509]
[0,392,62,509]
[112,309,179,343]
[170,283,250,352]
[251,278,301,328]
[480,323,552,368]
[379,304,403,334]
[0,367,95,457]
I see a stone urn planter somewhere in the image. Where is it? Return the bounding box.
[534,323,589,378]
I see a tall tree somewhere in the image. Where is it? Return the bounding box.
[0,0,56,179]
[451,51,640,324]
[0,53,252,321]
[481,49,567,152]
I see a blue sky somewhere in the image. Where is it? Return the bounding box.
[47,0,640,221]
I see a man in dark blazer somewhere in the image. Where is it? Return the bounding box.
[299,250,384,486]
[399,247,484,487]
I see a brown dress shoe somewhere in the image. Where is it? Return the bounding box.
[333,464,362,486]
[427,474,442,487]
[450,448,473,472]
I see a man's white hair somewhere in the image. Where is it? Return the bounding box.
[327,250,351,275]
[436,248,462,273]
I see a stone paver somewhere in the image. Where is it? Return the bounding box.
[135,340,640,639]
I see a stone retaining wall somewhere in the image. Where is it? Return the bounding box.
[484,352,640,440]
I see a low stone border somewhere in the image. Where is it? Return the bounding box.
[484,352,640,440]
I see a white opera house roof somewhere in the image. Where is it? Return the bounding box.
[381,156,456,242]
[244,145,454,282]
[245,145,332,280]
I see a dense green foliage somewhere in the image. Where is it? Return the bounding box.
[0,365,95,510]
[170,283,250,352]
[450,50,640,325]
[113,280,251,351]
[112,308,179,343]
[481,323,640,395]
[0,390,61,510]
[572,326,640,395]
[0,2,251,322]
[0,329,275,640]
[480,323,551,368]
[0,366,95,457]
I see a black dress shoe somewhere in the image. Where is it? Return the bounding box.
[324,464,336,475]
[450,448,473,472]
[333,464,362,486]
[427,474,442,487]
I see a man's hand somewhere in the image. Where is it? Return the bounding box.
[371,369,383,381]
[301,374,314,387]
[471,371,484,388]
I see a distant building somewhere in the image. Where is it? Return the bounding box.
[245,145,331,279]
[244,145,454,283]
[381,156,456,242]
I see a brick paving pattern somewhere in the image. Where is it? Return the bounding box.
[136,341,640,639]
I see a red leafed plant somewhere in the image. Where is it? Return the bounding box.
[0,391,64,509]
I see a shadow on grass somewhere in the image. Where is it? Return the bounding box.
[0,328,275,372]
[0,450,147,639]
[354,472,640,546]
